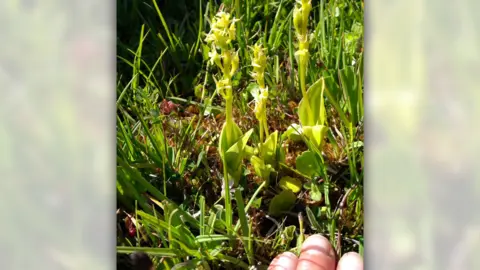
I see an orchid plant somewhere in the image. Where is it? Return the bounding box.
[248,43,281,187]
[205,11,253,197]
[250,43,269,143]
[285,0,329,154]
[205,3,330,220]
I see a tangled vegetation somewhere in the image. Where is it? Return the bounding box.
[117,0,364,269]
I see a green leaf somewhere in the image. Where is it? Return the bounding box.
[206,210,218,235]
[224,129,254,185]
[224,129,254,166]
[295,151,321,178]
[302,125,328,150]
[323,76,351,127]
[283,124,303,141]
[165,202,183,227]
[283,225,296,241]
[250,197,262,209]
[195,235,230,243]
[268,190,296,217]
[339,66,361,125]
[117,181,124,195]
[234,189,254,265]
[137,211,192,249]
[310,182,323,202]
[305,206,322,231]
[219,121,243,159]
[279,176,302,193]
[275,225,296,247]
[179,157,188,174]
[211,205,226,232]
[294,78,329,150]
[244,145,256,158]
[250,155,273,182]
[175,224,198,250]
[117,246,179,257]
[259,130,279,165]
[298,78,327,127]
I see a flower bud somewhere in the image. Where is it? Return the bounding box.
[252,86,269,122]
[302,0,312,16]
[251,44,267,87]
[230,51,240,77]
[205,11,238,50]
[208,46,222,69]
[229,21,237,41]
[216,78,232,98]
[222,50,232,74]
[293,7,304,36]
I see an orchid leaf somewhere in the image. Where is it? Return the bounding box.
[268,190,296,217]
[274,225,296,248]
[225,129,254,169]
[250,155,273,183]
[295,150,321,178]
[223,129,254,185]
[294,77,328,151]
[259,130,278,165]
[283,124,303,141]
[298,78,326,127]
[244,145,256,158]
[302,125,328,150]
[282,225,296,245]
[218,120,243,159]
[279,176,302,193]
[310,182,323,202]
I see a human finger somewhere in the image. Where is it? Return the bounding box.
[296,234,336,270]
[337,252,363,270]
[268,251,299,270]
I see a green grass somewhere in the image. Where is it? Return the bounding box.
[117,0,363,269]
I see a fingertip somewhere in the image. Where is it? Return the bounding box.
[268,251,298,270]
[337,252,363,270]
[296,234,336,270]
[301,235,334,252]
